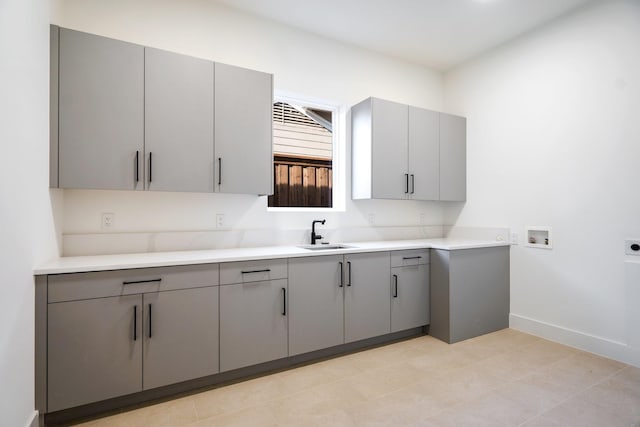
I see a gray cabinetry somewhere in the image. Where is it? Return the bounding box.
[288,251,391,354]
[409,107,440,201]
[351,97,465,201]
[45,264,219,412]
[58,28,144,191]
[344,252,391,343]
[219,260,287,371]
[52,26,273,195]
[370,98,408,200]
[430,246,509,343]
[214,62,273,195]
[288,255,345,356]
[48,295,142,412]
[142,286,219,390]
[144,47,214,193]
[390,250,430,333]
[439,113,467,201]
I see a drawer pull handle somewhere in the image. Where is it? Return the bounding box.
[402,256,422,260]
[122,278,162,285]
[339,262,344,287]
[346,261,352,287]
[241,269,271,274]
[393,274,398,298]
[282,287,287,316]
[133,305,137,341]
[148,303,152,339]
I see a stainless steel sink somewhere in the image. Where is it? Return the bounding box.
[298,244,353,251]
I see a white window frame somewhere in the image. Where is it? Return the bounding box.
[267,91,345,212]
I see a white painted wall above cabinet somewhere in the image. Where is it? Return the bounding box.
[351,97,466,202]
[50,26,273,195]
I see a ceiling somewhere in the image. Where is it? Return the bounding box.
[213,0,594,70]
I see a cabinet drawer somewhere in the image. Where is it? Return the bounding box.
[48,264,219,303]
[391,249,429,267]
[220,259,287,285]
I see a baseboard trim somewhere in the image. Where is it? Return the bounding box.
[510,313,640,368]
[25,410,39,427]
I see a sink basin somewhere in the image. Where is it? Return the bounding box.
[298,244,353,251]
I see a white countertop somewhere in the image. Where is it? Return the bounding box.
[34,238,510,275]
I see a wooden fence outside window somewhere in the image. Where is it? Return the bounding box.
[268,156,332,208]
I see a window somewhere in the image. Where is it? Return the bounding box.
[268,98,338,209]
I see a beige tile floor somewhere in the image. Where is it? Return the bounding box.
[73,329,640,427]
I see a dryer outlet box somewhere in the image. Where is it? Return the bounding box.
[625,239,640,256]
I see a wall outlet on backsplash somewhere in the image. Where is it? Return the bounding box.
[101,212,114,230]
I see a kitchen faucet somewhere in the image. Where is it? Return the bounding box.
[311,219,326,245]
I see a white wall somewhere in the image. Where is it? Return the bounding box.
[51,0,446,255]
[0,0,60,425]
[444,0,640,365]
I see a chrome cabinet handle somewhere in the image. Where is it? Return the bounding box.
[339,262,344,287]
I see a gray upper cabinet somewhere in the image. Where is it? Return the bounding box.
[344,252,391,343]
[351,97,465,202]
[144,48,214,193]
[52,26,273,195]
[214,62,273,195]
[439,113,466,201]
[370,98,409,200]
[58,28,144,190]
[48,295,143,412]
[409,107,440,201]
[142,287,219,390]
[288,255,345,356]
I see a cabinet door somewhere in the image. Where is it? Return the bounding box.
[288,255,344,356]
[371,98,408,200]
[408,106,439,201]
[220,279,287,371]
[144,48,214,192]
[58,29,144,190]
[48,295,142,411]
[142,287,219,390]
[391,264,430,332]
[344,252,391,343]
[214,62,273,195]
[439,113,466,201]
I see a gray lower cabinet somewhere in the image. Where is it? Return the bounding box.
[430,246,510,343]
[288,251,391,354]
[439,113,466,201]
[57,27,144,191]
[48,295,143,412]
[214,62,273,195]
[390,250,430,333]
[219,278,288,372]
[142,287,219,390]
[45,264,219,412]
[344,252,391,343]
[288,255,345,356]
[144,47,214,193]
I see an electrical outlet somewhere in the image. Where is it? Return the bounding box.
[367,213,375,225]
[216,213,225,228]
[101,212,115,230]
[510,232,519,245]
[625,239,640,255]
